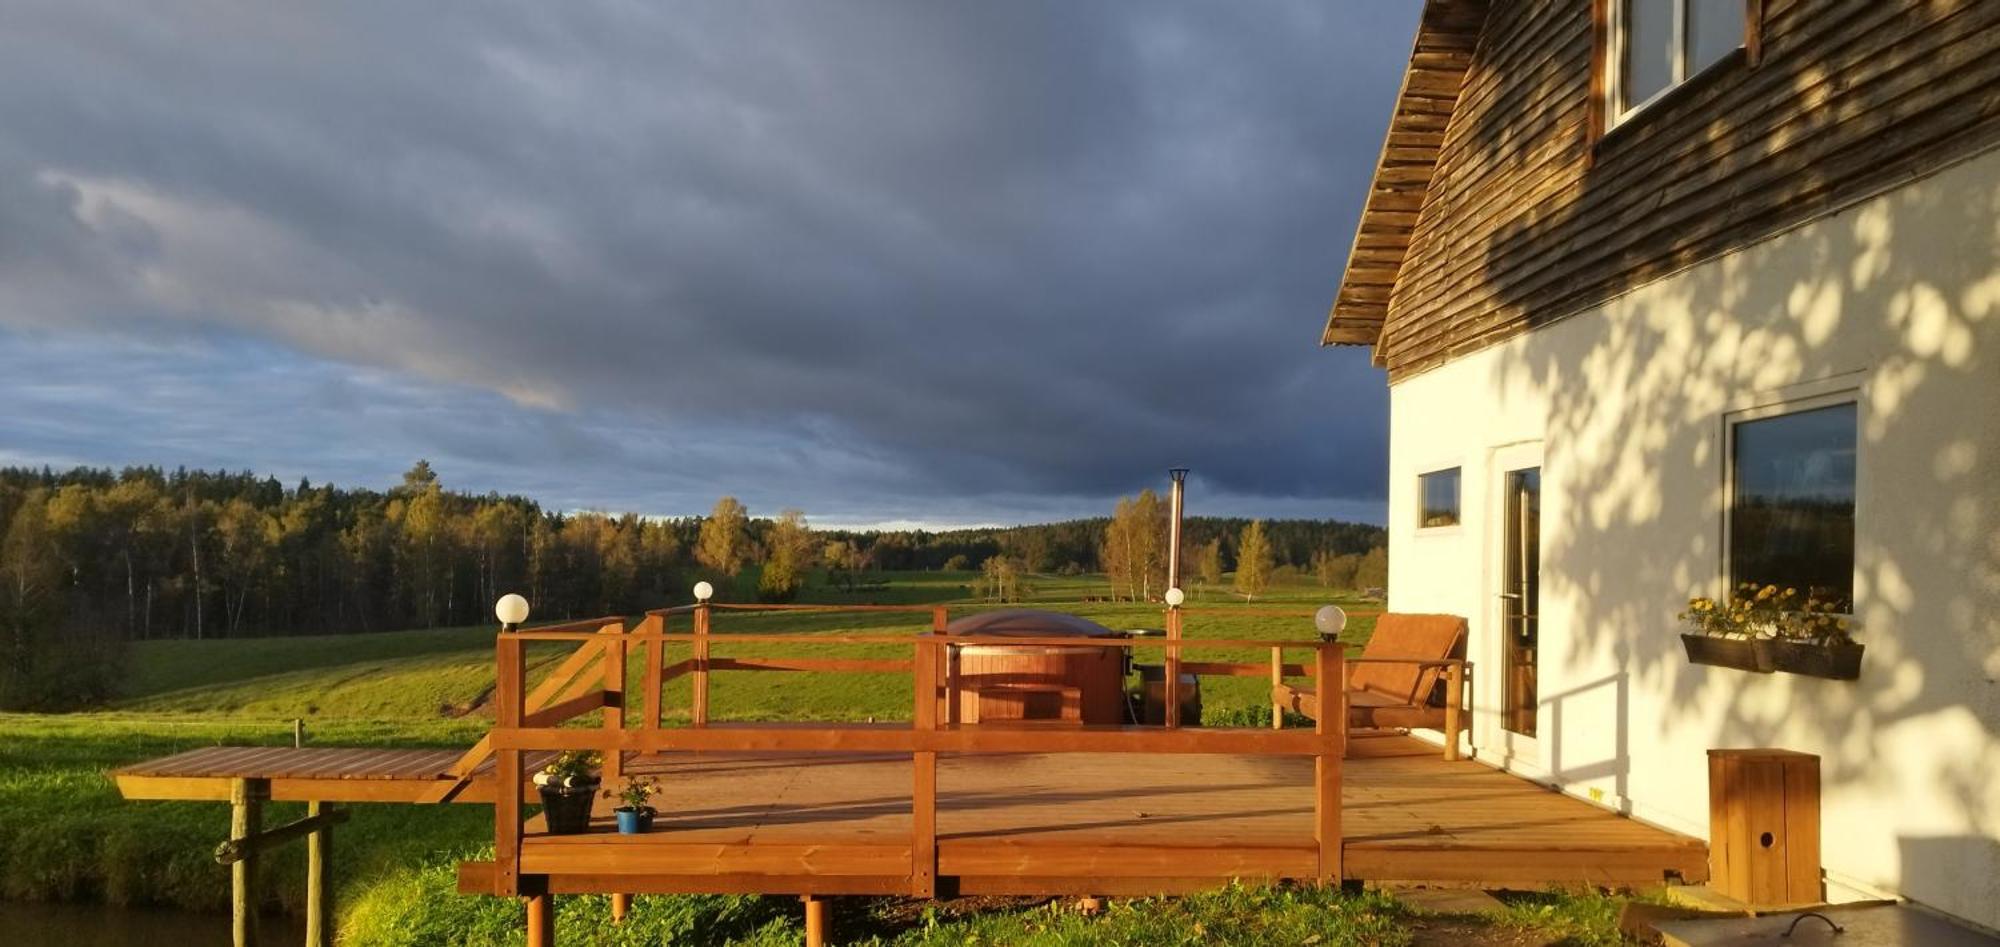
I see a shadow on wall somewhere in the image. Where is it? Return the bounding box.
[1484,126,2000,905]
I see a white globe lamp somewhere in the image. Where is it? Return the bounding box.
[1163,587,1186,608]
[1314,605,1347,641]
[495,593,531,629]
[693,581,715,602]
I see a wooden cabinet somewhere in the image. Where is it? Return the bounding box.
[1707,749,1822,906]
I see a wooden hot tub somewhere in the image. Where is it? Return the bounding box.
[946,610,1128,725]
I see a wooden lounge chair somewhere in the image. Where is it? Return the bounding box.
[1271,613,1469,760]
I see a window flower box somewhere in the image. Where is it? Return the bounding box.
[1678,585,1862,681]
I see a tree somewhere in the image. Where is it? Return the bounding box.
[758,510,813,601]
[1234,520,1273,601]
[1197,537,1224,596]
[977,555,1024,603]
[695,496,750,579]
[1355,546,1389,594]
[1101,490,1167,601]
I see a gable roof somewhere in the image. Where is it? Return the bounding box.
[1321,0,1487,351]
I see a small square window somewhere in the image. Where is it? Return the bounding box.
[1419,468,1461,529]
[1729,402,1856,610]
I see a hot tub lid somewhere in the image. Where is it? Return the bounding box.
[945,609,1123,639]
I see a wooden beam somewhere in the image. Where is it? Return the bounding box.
[488,724,1332,755]
[306,801,334,947]
[692,603,710,727]
[803,894,830,947]
[214,805,350,864]
[912,638,939,898]
[602,621,628,785]
[708,657,915,675]
[522,690,608,728]
[230,777,266,947]
[1315,644,1345,884]
[525,892,554,947]
[610,892,631,922]
[1271,647,1284,731]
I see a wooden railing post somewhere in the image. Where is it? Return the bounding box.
[602,619,631,785]
[1314,641,1345,884]
[931,606,950,723]
[1165,604,1183,728]
[644,612,666,741]
[1444,661,1465,762]
[305,800,334,947]
[911,636,939,898]
[494,631,525,896]
[1270,646,1284,730]
[693,602,711,727]
[230,776,266,947]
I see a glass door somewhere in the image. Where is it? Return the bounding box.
[1500,467,1540,737]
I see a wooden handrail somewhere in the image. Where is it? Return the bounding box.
[506,630,1333,649]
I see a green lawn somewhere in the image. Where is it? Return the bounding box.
[0,570,1649,944]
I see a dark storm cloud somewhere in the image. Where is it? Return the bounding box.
[0,1,1414,523]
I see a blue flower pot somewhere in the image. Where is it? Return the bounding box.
[615,807,655,834]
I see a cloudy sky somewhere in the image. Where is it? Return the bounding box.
[0,1,1415,528]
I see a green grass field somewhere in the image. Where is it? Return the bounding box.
[0,570,1645,945]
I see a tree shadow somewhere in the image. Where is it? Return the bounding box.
[1476,102,1999,923]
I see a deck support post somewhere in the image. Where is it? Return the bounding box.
[1313,643,1345,885]
[611,892,631,922]
[230,777,267,947]
[305,800,334,947]
[912,636,939,898]
[524,892,554,947]
[803,894,830,947]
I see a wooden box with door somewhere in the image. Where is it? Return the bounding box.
[1707,748,1822,906]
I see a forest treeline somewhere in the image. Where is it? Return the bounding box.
[0,463,1382,708]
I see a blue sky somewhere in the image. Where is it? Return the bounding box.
[0,2,1415,527]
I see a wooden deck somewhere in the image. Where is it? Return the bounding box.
[454,734,1705,895]
[112,746,554,803]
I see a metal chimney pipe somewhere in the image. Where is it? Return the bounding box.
[1167,468,1189,592]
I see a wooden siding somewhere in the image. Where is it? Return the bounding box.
[1331,0,2000,379]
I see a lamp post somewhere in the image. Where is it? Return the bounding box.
[1167,468,1189,593]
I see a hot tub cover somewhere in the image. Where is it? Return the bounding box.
[944,609,1122,638]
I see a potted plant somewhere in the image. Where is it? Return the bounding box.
[606,775,658,834]
[533,750,600,835]
[1678,584,1863,680]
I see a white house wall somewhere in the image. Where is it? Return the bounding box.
[1382,146,2000,928]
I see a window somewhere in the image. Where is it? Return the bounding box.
[1607,0,1749,126]
[1728,402,1856,611]
[1418,468,1461,529]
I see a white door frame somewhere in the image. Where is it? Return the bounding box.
[1483,441,1544,772]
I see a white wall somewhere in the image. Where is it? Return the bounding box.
[1383,146,2000,928]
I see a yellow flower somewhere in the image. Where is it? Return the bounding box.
[1837,619,1850,631]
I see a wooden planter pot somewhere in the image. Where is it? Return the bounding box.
[1762,639,1864,681]
[1681,634,1772,673]
[1681,634,1863,681]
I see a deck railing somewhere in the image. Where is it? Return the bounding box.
[483,603,1351,897]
